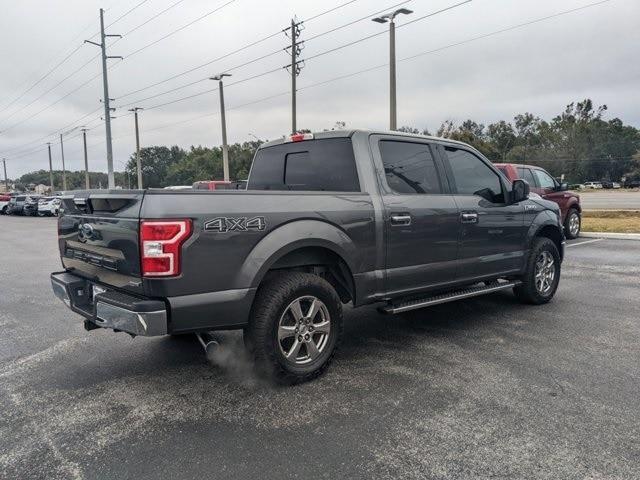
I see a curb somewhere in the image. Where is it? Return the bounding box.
[580,231,640,241]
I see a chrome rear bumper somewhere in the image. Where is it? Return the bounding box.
[51,272,167,336]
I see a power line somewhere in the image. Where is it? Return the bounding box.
[0,44,86,118]
[0,69,106,136]
[304,0,361,23]
[105,0,154,29]
[302,0,473,63]
[0,0,151,120]
[114,0,378,102]
[304,0,412,43]
[0,53,101,129]
[122,0,237,59]
[119,48,285,108]
[117,0,466,111]
[298,1,613,94]
[123,0,188,36]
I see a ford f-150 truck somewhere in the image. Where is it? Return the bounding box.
[494,163,582,239]
[51,130,564,383]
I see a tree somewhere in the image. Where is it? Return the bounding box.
[486,121,516,161]
[125,145,186,188]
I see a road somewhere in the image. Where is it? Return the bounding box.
[1,216,639,479]
[578,190,640,209]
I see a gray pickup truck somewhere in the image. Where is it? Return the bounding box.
[51,130,564,383]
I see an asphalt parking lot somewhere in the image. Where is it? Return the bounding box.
[1,215,639,479]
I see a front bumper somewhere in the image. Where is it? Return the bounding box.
[51,272,167,336]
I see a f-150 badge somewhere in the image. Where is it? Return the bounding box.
[204,216,266,233]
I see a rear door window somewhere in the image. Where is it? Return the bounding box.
[516,167,537,186]
[248,138,360,192]
[379,140,442,194]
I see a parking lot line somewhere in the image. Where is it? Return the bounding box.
[566,238,604,248]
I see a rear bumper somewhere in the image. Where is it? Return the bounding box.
[51,272,167,336]
[51,271,256,335]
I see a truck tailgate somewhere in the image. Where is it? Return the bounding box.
[58,192,144,294]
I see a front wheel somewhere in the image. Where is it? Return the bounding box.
[514,237,561,305]
[564,209,581,239]
[244,272,343,384]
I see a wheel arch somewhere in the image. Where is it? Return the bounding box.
[528,212,564,261]
[237,220,359,303]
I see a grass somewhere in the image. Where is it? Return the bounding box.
[581,210,640,233]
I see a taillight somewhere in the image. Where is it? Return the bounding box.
[140,220,192,277]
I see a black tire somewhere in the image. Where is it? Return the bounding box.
[514,237,561,305]
[564,208,581,239]
[244,272,343,384]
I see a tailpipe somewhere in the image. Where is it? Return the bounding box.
[196,332,220,356]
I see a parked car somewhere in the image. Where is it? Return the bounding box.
[0,194,11,214]
[6,195,27,215]
[612,182,621,189]
[51,130,565,384]
[625,180,640,188]
[584,181,603,189]
[22,195,42,216]
[601,181,614,189]
[494,163,582,239]
[38,197,62,216]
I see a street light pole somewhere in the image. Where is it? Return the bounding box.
[81,128,90,189]
[210,73,231,182]
[59,133,67,190]
[47,143,54,191]
[129,107,143,189]
[372,8,413,131]
[2,158,8,192]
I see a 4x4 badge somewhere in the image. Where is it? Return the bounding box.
[204,216,266,233]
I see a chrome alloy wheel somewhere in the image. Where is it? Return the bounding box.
[535,251,556,295]
[568,212,580,237]
[277,296,331,365]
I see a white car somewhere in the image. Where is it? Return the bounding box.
[584,181,603,189]
[38,197,61,216]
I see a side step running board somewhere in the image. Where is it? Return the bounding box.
[380,280,522,315]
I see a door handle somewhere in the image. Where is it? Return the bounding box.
[390,214,412,226]
[460,212,478,224]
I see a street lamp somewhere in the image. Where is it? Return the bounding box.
[210,73,232,182]
[372,8,413,131]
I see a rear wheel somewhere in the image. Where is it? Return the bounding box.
[244,272,343,384]
[514,237,561,305]
[564,208,581,239]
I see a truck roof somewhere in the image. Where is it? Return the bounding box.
[259,129,471,149]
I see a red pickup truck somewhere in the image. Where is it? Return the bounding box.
[495,163,582,239]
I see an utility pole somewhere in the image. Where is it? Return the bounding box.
[85,9,121,189]
[209,75,231,182]
[372,8,413,131]
[47,143,54,191]
[287,18,304,134]
[128,107,143,188]
[81,128,90,189]
[59,133,67,191]
[2,158,8,192]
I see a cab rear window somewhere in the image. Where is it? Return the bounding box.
[248,138,360,192]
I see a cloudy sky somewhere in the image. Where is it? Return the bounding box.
[1,0,638,179]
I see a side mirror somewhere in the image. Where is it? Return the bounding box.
[512,179,530,203]
[558,182,569,191]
